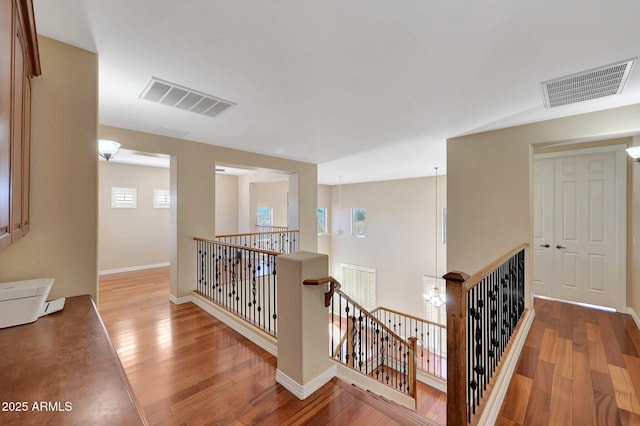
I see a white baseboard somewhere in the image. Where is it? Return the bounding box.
[417,370,447,393]
[169,294,193,305]
[99,262,170,276]
[191,292,278,356]
[628,307,640,331]
[477,309,535,426]
[275,365,337,400]
[335,362,416,410]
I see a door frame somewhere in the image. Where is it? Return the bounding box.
[533,144,627,311]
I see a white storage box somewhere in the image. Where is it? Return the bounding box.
[0,278,54,329]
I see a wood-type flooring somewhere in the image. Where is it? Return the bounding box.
[497,297,640,425]
[98,268,444,425]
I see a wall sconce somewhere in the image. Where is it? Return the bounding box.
[98,139,121,161]
[626,146,640,162]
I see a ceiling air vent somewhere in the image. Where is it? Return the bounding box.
[139,77,236,118]
[541,58,636,108]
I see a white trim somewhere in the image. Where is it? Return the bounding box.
[628,307,640,331]
[275,365,337,400]
[99,262,170,276]
[334,361,416,410]
[533,144,627,312]
[477,309,535,426]
[168,294,193,305]
[417,370,447,393]
[191,292,277,356]
[534,144,629,159]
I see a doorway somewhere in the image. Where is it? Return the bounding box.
[532,145,627,311]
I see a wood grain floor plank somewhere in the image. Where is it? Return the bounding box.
[99,268,440,425]
[539,328,558,362]
[572,350,596,426]
[497,297,640,426]
[499,373,533,424]
[549,374,572,425]
[608,364,640,414]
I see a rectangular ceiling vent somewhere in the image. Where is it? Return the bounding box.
[139,77,236,118]
[541,58,636,108]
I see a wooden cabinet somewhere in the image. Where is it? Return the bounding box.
[0,0,39,251]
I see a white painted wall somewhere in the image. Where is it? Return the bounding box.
[215,173,239,235]
[98,162,170,272]
[329,176,447,318]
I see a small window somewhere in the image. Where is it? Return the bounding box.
[423,276,446,325]
[256,207,273,226]
[154,189,170,209]
[341,263,376,310]
[317,208,328,235]
[111,187,137,209]
[351,208,366,237]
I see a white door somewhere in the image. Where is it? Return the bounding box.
[532,159,554,296]
[533,147,626,310]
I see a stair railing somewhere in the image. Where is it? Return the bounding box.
[445,243,527,424]
[306,277,418,400]
[371,307,446,381]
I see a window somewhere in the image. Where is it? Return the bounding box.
[111,187,137,209]
[154,189,170,209]
[351,208,366,237]
[317,208,328,235]
[423,276,446,325]
[256,207,273,226]
[340,263,376,310]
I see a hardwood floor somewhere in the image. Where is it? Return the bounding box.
[98,268,442,425]
[497,297,640,425]
[100,269,640,425]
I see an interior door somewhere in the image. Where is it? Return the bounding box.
[532,159,554,296]
[533,149,623,310]
[553,152,617,307]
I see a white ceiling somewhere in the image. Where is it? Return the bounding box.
[34,0,640,185]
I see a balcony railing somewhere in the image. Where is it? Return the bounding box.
[445,243,527,424]
[371,307,446,381]
[194,237,280,336]
[216,230,299,254]
[314,279,418,401]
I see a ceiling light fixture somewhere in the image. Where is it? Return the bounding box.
[626,146,640,162]
[424,167,445,308]
[98,139,121,161]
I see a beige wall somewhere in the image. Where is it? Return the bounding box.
[253,180,289,227]
[329,176,447,317]
[99,125,317,299]
[214,173,239,235]
[0,37,98,300]
[98,162,170,271]
[447,103,640,313]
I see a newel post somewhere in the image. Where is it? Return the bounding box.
[445,271,470,425]
[275,252,334,400]
[408,336,418,403]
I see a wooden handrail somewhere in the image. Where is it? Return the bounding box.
[372,306,447,330]
[303,276,341,307]
[464,242,528,291]
[193,237,283,257]
[216,230,299,238]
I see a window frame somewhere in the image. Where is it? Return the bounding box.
[351,207,366,238]
[111,187,137,209]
